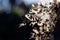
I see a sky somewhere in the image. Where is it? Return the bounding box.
[0,0,11,13]
[16,0,39,6]
[16,0,54,6]
[23,0,39,5]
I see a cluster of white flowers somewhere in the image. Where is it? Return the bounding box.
[25,0,57,40]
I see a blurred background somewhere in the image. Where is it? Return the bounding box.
[0,0,40,40]
[0,0,39,14]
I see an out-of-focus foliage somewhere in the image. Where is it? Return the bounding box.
[13,6,26,17]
